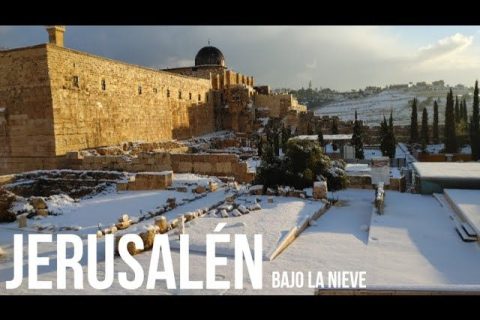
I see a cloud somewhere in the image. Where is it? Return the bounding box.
[305,59,317,69]
[417,33,473,62]
[2,26,480,90]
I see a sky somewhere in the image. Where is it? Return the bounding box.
[1,25,480,91]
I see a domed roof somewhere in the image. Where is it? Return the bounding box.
[195,46,225,67]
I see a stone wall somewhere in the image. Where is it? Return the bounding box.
[46,45,215,155]
[63,151,254,183]
[0,45,56,160]
[254,93,307,118]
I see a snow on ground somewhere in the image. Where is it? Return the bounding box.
[444,189,480,235]
[367,191,480,286]
[169,195,325,260]
[390,168,402,178]
[262,189,372,294]
[324,143,340,153]
[313,89,443,126]
[246,157,261,173]
[0,174,223,238]
[364,149,383,160]
[425,144,472,155]
[2,188,480,294]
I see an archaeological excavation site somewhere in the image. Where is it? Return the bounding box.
[1,26,480,295]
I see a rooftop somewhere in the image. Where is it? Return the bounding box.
[413,162,480,180]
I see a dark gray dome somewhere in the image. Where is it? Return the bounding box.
[195,46,225,67]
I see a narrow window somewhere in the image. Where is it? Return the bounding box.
[153,88,157,93]
[73,76,79,88]
[101,79,106,91]
[178,91,182,99]
[167,89,170,98]
[206,93,209,103]
[189,92,192,100]
[138,85,142,95]
[198,94,201,102]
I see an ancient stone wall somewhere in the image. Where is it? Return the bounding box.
[0,45,56,159]
[63,151,254,183]
[254,93,306,118]
[46,44,215,155]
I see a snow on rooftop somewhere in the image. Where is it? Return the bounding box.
[346,163,371,174]
[323,134,353,140]
[444,189,480,236]
[293,134,353,141]
[138,171,173,176]
[413,162,480,180]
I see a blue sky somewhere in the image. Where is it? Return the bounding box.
[1,26,480,91]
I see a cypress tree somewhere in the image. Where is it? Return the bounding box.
[444,88,458,153]
[380,115,388,156]
[410,97,419,144]
[421,107,429,150]
[351,110,364,159]
[461,99,467,122]
[433,100,439,144]
[316,124,324,147]
[454,95,460,123]
[331,118,339,134]
[281,125,291,150]
[257,137,263,157]
[471,80,480,160]
[386,111,396,158]
[273,131,280,156]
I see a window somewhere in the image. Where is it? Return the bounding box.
[206,93,209,103]
[167,89,170,98]
[73,76,79,88]
[178,91,182,99]
[189,92,192,100]
[101,79,106,91]
[198,94,201,102]
[153,88,157,93]
[138,85,142,95]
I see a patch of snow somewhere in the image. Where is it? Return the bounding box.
[364,148,383,160]
[246,157,261,173]
[413,162,480,179]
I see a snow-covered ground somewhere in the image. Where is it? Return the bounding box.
[367,191,480,286]
[313,89,463,126]
[364,149,383,160]
[1,189,480,294]
[0,174,222,238]
[425,144,472,155]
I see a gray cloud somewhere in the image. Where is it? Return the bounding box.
[1,26,479,90]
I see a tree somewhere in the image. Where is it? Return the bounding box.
[351,110,364,159]
[257,136,263,157]
[386,111,397,158]
[444,88,458,153]
[331,118,339,134]
[421,107,429,151]
[462,99,468,122]
[433,100,439,144]
[471,80,480,160]
[281,125,291,151]
[273,131,280,156]
[255,139,348,191]
[316,124,324,147]
[380,115,388,156]
[454,95,460,123]
[410,97,419,144]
